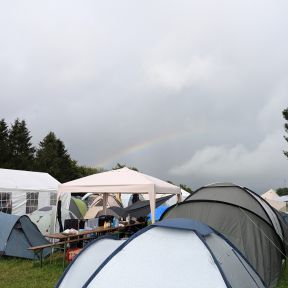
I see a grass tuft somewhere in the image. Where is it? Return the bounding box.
[0,253,64,288]
[277,263,288,288]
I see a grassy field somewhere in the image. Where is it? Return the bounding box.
[278,263,288,288]
[0,254,288,287]
[0,254,64,288]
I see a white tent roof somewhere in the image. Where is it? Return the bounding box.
[261,189,279,201]
[0,168,60,192]
[58,167,180,195]
[58,167,181,223]
[261,189,286,212]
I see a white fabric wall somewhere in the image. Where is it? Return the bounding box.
[59,192,71,210]
[11,191,26,215]
[87,228,226,288]
[38,191,51,209]
[0,169,60,215]
[10,190,55,215]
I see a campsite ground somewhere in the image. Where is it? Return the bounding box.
[278,264,288,288]
[0,254,287,287]
[0,254,63,288]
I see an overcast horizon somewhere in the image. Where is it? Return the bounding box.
[1,0,288,193]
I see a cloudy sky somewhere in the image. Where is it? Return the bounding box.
[1,0,287,193]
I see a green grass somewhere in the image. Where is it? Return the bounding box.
[278,263,288,288]
[0,254,64,288]
[0,254,288,287]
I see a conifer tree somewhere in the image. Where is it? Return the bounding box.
[180,184,193,194]
[35,132,79,182]
[8,119,35,170]
[77,165,104,177]
[0,119,9,168]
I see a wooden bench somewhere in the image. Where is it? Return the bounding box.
[29,222,145,267]
[28,242,57,267]
[28,235,100,267]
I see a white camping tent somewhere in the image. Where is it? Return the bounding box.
[261,189,279,200]
[29,205,77,235]
[0,168,61,215]
[56,237,126,288]
[56,219,265,288]
[261,189,287,212]
[58,167,181,223]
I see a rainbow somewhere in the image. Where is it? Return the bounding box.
[94,129,193,167]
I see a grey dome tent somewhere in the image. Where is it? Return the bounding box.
[69,197,88,219]
[56,218,265,288]
[0,212,51,259]
[84,194,123,219]
[162,183,288,288]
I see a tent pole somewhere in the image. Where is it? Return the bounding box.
[52,191,62,245]
[103,193,108,214]
[148,190,156,224]
[115,193,122,206]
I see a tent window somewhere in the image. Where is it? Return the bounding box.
[50,192,57,205]
[26,192,39,214]
[0,192,12,214]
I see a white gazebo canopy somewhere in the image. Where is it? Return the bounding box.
[58,167,181,223]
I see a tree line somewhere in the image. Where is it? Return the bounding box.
[0,119,101,182]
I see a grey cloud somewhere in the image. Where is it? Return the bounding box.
[0,0,288,191]
[170,130,288,192]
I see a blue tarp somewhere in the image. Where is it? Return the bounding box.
[147,205,169,221]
